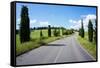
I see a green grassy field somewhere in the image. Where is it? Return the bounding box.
[77,32,96,59]
[16,29,64,56]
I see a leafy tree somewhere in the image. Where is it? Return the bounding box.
[88,20,93,42]
[48,25,51,37]
[53,28,59,36]
[20,6,30,43]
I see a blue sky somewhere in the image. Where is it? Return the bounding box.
[16,3,96,30]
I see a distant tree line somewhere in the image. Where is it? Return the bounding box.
[30,26,62,30]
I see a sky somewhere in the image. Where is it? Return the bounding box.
[16,3,96,31]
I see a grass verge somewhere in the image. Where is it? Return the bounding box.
[16,35,65,56]
[16,29,72,56]
[77,36,96,59]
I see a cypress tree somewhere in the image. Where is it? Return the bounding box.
[81,19,84,38]
[94,19,97,43]
[20,6,30,43]
[79,28,81,36]
[95,19,97,43]
[79,29,80,36]
[54,28,57,36]
[61,27,64,35]
[40,30,43,39]
[48,25,51,37]
[58,27,60,36]
[88,20,93,42]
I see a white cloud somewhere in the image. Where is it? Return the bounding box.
[69,14,96,31]
[69,19,80,24]
[39,21,50,27]
[16,18,20,25]
[82,14,96,20]
[30,19,50,28]
[30,19,37,24]
[17,18,20,22]
[30,19,37,28]
[16,18,38,29]
[69,19,81,29]
[82,14,96,30]
[81,14,96,26]
[16,18,20,30]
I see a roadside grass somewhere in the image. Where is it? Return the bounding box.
[16,29,66,56]
[77,33,96,59]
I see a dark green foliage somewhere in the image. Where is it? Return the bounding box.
[58,28,61,36]
[69,29,74,34]
[53,28,60,36]
[79,19,84,38]
[16,30,19,34]
[79,28,81,36]
[54,28,57,36]
[81,20,84,38]
[63,30,68,35]
[39,30,46,45]
[94,19,97,43]
[61,27,65,35]
[63,29,74,35]
[40,30,43,38]
[20,6,30,43]
[88,20,93,42]
[48,25,51,37]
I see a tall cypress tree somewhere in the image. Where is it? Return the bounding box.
[58,27,60,36]
[94,19,97,43]
[88,20,93,42]
[81,19,84,38]
[61,27,64,35]
[54,28,57,36]
[48,25,51,37]
[79,28,81,36]
[20,6,30,43]
[40,30,43,38]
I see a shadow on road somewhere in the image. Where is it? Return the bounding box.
[45,44,66,46]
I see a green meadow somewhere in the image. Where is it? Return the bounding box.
[16,29,66,56]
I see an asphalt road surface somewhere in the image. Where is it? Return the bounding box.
[16,34,96,65]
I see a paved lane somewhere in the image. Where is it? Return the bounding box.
[16,34,95,65]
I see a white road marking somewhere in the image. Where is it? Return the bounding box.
[54,46,63,63]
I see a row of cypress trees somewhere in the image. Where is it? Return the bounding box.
[40,25,61,38]
[79,19,97,42]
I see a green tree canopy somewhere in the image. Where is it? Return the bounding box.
[20,6,30,43]
[88,20,93,42]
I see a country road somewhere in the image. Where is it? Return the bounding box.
[16,34,96,65]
